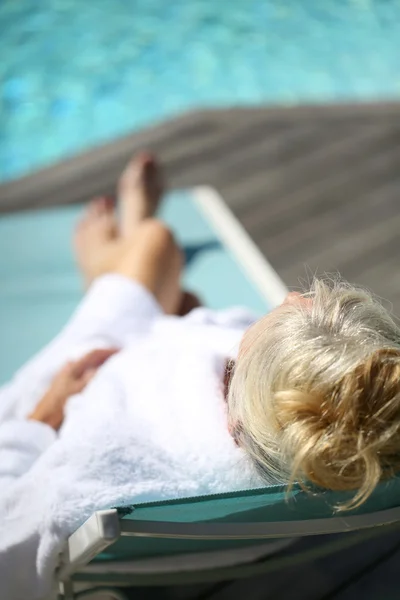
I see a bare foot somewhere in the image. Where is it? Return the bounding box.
[74,196,119,285]
[178,291,202,316]
[118,152,163,238]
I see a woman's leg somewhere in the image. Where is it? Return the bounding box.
[74,153,199,315]
[0,154,196,421]
[115,219,183,315]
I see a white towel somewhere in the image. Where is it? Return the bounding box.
[0,275,270,600]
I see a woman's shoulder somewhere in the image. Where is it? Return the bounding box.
[181,306,259,330]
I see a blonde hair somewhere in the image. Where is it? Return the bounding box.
[228,278,400,510]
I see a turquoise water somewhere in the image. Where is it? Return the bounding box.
[1,0,400,181]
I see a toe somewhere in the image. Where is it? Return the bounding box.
[88,196,113,217]
[75,196,117,243]
[120,152,153,183]
[118,152,163,237]
[90,197,117,234]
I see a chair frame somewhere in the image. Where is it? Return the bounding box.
[56,505,400,599]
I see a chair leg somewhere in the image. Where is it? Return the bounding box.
[75,589,129,600]
[58,581,129,600]
[58,578,75,600]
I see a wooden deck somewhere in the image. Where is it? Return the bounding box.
[2,102,400,598]
[2,102,400,316]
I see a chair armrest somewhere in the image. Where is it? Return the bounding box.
[58,509,121,581]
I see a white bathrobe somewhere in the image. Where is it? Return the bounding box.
[0,275,270,600]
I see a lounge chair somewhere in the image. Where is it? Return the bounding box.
[2,188,399,600]
[57,476,400,599]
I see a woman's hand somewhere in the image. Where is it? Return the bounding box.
[28,348,119,430]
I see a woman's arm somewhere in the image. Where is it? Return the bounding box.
[28,348,118,429]
[0,348,118,485]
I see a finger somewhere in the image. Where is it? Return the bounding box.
[82,367,98,385]
[71,368,98,394]
[71,348,120,378]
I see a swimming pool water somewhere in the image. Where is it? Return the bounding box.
[1,0,400,181]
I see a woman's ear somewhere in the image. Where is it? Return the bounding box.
[284,292,312,309]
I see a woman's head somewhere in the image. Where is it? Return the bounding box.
[228,278,400,510]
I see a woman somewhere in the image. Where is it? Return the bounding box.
[1,153,400,599]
